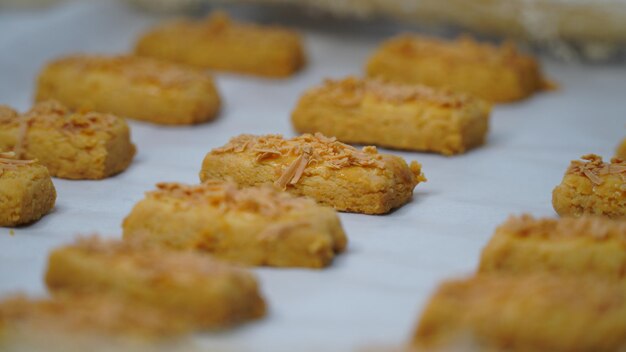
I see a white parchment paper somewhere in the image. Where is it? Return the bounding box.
[0,1,625,351]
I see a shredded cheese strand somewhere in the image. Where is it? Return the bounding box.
[0,151,36,177]
[567,154,626,185]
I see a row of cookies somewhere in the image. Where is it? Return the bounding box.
[3,130,401,343]
[36,53,493,155]
[12,154,618,349]
[136,11,550,103]
[0,116,430,345]
[0,85,430,346]
[30,11,556,161]
[135,12,551,155]
[3,134,425,346]
[113,134,626,350]
[0,98,426,230]
[289,34,555,156]
[0,100,136,226]
[11,113,624,228]
[70,13,626,352]
[411,215,626,351]
[2,119,429,344]
[3,70,622,224]
[0,120,430,346]
[31,12,304,127]
[409,152,626,350]
[3,10,622,351]
[33,52,482,155]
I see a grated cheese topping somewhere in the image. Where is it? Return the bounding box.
[27,100,119,130]
[500,214,626,241]
[566,154,626,185]
[387,34,526,64]
[147,10,301,50]
[70,235,243,277]
[150,180,316,217]
[314,76,474,108]
[6,100,120,159]
[50,55,210,89]
[0,151,36,176]
[212,133,387,188]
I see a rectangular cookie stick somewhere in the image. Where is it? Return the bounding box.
[0,152,56,226]
[366,34,549,103]
[413,274,626,351]
[36,54,220,125]
[123,181,347,268]
[199,133,426,214]
[0,101,135,180]
[291,77,490,155]
[479,214,626,278]
[45,236,266,329]
[552,154,626,219]
[135,12,304,77]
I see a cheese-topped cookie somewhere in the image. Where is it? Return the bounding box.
[200,133,426,214]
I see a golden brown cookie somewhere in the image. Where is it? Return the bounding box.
[36,55,220,125]
[123,181,347,268]
[0,101,135,179]
[292,77,490,155]
[413,274,626,351]
[366,34,550,103]
[0,152,56,226]
[135,12,304,77]
[552,154,626,219]
[45,236,266,329]
[199,133,426,214]
[479,214,626,278]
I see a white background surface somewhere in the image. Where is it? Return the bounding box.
[0,1,625,351]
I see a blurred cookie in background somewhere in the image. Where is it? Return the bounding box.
[125,0,626,62]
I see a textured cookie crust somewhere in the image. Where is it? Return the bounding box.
[0,154,56,226]
[552,154,626,219]
[135,12,304,77]
[0,101,135,179]
[200,133,426,214]
[413,274,626,352]
[123,181,347,268]
[479,214,626,278]
[292,77,490,155]
[45,236,266,329]
[366,34,549,103]
[36,55,220,125]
